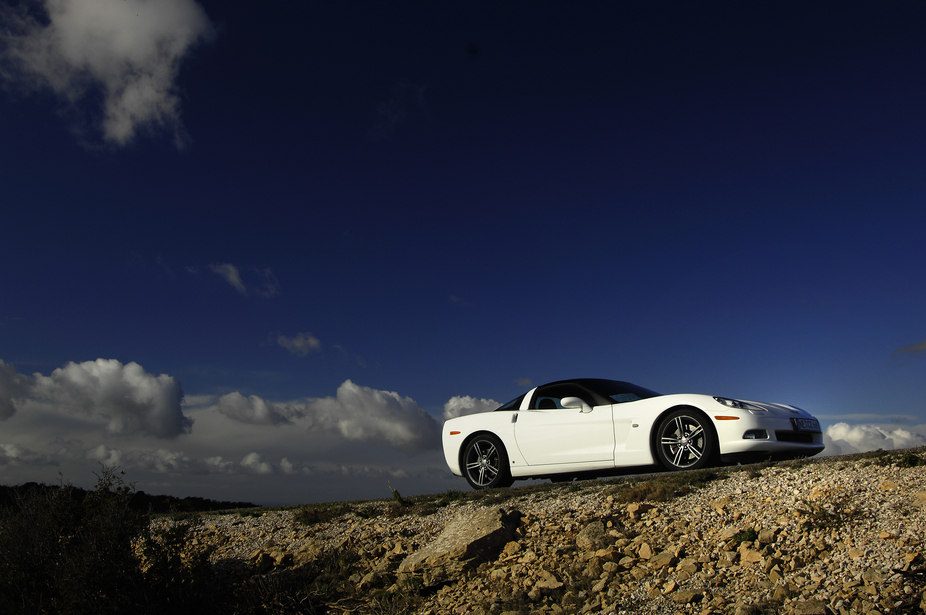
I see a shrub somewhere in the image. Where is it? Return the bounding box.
[0,468,149,615]
[896,451,925,468]
[0,467,227,615]
[609,469,718,503]
[293,502,354,526]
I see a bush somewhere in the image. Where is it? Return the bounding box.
[0,468,148,614]
[0,467,226,615]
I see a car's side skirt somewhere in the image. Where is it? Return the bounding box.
[509,448,656,478]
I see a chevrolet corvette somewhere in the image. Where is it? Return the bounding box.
[442,379,824,489]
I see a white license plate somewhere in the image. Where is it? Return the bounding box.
[793,418,820,432]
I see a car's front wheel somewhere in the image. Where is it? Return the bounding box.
[462,434,514,489]
[655,409,715,471]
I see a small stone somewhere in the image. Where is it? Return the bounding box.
[757,528,778,544]
[670,589,703,605]
[719,526,740,541]
[534,570,563,591]
[627,503,655,516]
[649,551,677,570]
[772,584,790,601]
[791,599,827,614]
[638,543,654,559]
[576,521,609,551]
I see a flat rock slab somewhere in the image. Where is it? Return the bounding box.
[398,507,520,586]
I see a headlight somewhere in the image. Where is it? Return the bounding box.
[713,397,767,413]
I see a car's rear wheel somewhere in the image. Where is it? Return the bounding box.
[462,434,514,489]
[655,409,715,471]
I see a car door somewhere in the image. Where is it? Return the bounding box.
[513,383,615,466]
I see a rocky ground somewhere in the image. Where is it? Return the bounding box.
[161,449,926,615]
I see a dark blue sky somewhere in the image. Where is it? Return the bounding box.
[2,0,925,503]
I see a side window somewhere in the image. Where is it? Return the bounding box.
[530,384,595,409]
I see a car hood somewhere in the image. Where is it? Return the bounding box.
[655,394,817,419]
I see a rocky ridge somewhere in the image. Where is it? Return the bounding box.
[164,450,926,614]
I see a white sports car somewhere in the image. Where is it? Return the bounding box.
[442,379,824,489]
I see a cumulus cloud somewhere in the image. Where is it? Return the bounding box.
[442,395,499,421]
[303,380,441,451]
[823,422,926,456]
[0,359,33,419]
[131,448,200,474]
[1,442,57,466]
[29,359,191,438]
[241,452,273,474]
[210,263,279,297]
[216,392,304,425]
[224,380,441,451]
[205,456,236,473]
[86,443,123,466]
[280,457,295,474]
[0,0,215,147]
[277,332,321,356]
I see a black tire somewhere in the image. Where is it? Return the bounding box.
[655,409,715,471]
[462,434,514,489]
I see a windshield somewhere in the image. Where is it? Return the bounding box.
[495,393,525,411]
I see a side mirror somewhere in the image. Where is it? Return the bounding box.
[561,397,592,413]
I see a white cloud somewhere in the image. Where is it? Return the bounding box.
[214,382,494,451]
[277,332,321,356]
[86,443,123,466]
[205,456,236,473]
[442,395,499,421]
[0,0,214,147]
[87,445,208,475]
[0,365,466,503]
[0,359,32,419]
[210,263,279,297]
[210,263,247,294]
[214,381,441,451]
[29,359,191,438]
[280,457,295,475]
[822,422,926,456]
[1,442,57,467]
[182,394,216,408]
[241,452,273,474]
[304,380,441,451]
[215,392,303,426]
[131,448,201,474]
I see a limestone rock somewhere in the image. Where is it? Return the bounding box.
[627,502,654,519]
[791,599,827,614]
[648,551,676,570]
[670,589,703,604]
[576,520,609,551]
[397,507,519,586]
